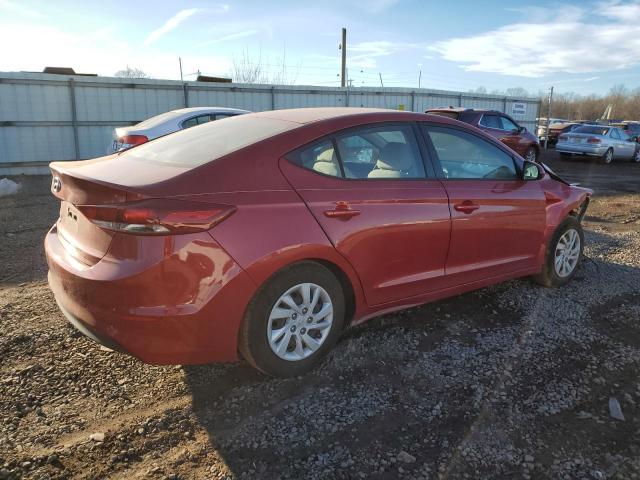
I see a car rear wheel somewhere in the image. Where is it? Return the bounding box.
[534,216,584,287]
[632,149,640,163]
[524,146,537,163]
[239,261,345,377]
[602,148,614,164]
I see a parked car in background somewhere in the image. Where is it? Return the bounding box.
[556,125,640,164]
[46,108,592,377]
[545,122,582,145]
[426,108,540,162]
[611,121,640,137]
[536,117,569,140]
[108,107,250,153]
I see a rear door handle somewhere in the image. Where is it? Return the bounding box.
[454,201,480,214]
[324,201,361,219]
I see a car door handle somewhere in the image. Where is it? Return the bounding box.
[454,201,480,214]
[324,202,361,219]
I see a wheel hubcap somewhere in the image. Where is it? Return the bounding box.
[554,229,581,278]
[605,150,613,163]
[267,282,333,361]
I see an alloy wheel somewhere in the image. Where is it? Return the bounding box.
[634,150,640,163]
[267,283,334,361]
[554,229,581,278]
[604,149,613,164]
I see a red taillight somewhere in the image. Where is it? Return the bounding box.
[117,135,148,150]
[587,137,601,144]
[77,199,235,235]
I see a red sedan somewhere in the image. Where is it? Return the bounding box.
[45,108,591,377]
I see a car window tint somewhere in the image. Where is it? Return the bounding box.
[335,125,426,179]
[424,126,517,180]
[479,114,501,129]
[214,114,230,120]
[574,125,609,135]
[500,116,519,131]
[611,129,621,139]
[182,117,199,129]
[288,140,343,178]
[196,115,213,125]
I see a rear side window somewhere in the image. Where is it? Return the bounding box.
[574,126,609,135]
[611,129,621,139]
[287,124,427,180]
[335,125,425,179]
[289,140,342,178]
[423,126,518,180]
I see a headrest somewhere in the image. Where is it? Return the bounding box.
[376,142,413,171]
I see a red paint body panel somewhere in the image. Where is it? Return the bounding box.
[44,108,592,365]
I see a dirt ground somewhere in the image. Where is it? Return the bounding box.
[1,151,640,480]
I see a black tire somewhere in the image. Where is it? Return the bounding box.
[524,146,537,163]
[601,148,614,164]
[238,261,345,377]
[534,216,584,288]
[632,148,640,163]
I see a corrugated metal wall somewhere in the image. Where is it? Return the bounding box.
[0,72,541,175]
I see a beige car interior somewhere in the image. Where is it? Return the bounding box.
[312,147,340,176]
[367,142,415,178]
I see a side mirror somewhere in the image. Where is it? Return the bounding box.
[511,128,519,135]
[518,126,526,133]
[523,160,542,181]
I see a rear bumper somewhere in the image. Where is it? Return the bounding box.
[45,225,257,365]
[556,143,606,156]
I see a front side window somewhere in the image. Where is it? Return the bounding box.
[479,114,501,129]
[335,125,426,179]
[500,116,519,132]
[424,126,518,180]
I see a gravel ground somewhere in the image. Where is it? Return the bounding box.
[1,151,640,480]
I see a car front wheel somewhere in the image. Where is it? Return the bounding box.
[535,216,584,287]
[239,261,345,377]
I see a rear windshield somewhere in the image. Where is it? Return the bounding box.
[573,126,610,135]
[134,110,183,128]
[426,111,459,119]
[123,115,299,167]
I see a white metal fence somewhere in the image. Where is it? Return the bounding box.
[0,72,541,175]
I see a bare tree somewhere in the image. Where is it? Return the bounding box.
[114,66,151,79]
[229,47,300,85]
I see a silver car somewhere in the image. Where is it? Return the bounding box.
[556,125,640,164]
[108,107,250,153]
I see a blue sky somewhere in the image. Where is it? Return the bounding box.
[2,0,640,95]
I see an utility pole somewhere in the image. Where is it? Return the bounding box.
[340,28,347,88]
[379,72,384,88]
[544,86,554,150]
[418,69,422,89]
[179,57,184,83]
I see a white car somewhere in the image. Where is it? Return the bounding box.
[108,107,250,153]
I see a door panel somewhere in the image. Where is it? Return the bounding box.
[279,159,451,306]
[422,124,547,285]
[441,180,546,285]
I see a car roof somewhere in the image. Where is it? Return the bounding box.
[170,107,251,115]
[247,107,404,124]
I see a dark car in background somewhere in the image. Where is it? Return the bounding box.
[546,122,582,145]
[426,108,540,162]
